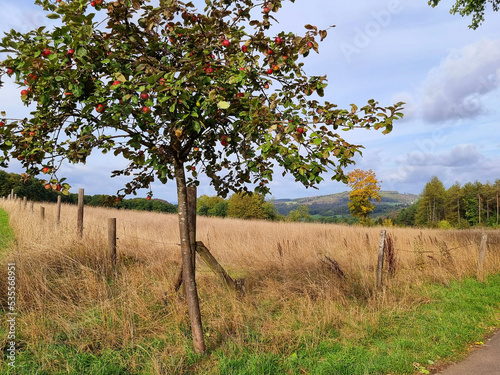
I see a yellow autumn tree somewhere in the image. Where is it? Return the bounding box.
[347,169,381,225]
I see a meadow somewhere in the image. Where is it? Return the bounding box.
[1,198,500,374]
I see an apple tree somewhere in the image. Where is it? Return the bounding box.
[428,0,499,29]
[0,0,404,352]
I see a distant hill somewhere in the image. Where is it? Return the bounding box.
[273,191,419,218]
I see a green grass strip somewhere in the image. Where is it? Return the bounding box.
[217,275,500,375]
[0,207,15,253]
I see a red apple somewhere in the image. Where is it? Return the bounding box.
[55,184,61,191]
[307,41,313,48]
[267,49,273,55]
[297,127,305,134]
[90,1,96,6]
[67,49,74,55]
[267,68,273,74]
[191,166,196,171]
[96,104,105,113]
[7,68,13,75]
[206,67,214,74]
[0,121,4,127]
[42,167,50,173]
[222,39,230,47]
[193,147,199,152]
[140,92,149,100]
[241,45,248,53]
[42,48,52,57]
[112,80,121,86]
[21,89,28,96]
[146,196,151,200]
[263,6,270,13]
[29,131,35,136]
[142,106,150,113]
[264,83,269,89]
[237,93,244,98]
[275,37,282,44]
[44,183,51,190]
[273,64,279,71]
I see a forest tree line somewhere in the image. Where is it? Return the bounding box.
[0,170,177,213]
[395,176,500,228]
[3,170,498,227]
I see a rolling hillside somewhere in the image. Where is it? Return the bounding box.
[273,191,419,218]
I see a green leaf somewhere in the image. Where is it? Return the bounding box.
[46,13,60,19]
[217,101,230,109]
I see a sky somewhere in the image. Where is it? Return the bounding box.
[0,0,499,202]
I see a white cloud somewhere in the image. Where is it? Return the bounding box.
[417,38,500,123]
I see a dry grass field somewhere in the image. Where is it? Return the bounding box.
[1,198,500,374]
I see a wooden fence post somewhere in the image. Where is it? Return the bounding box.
[10,189,14,200]
[377,230,387,289]
[477,233,488,282]
[77,188,84,237]
[30,202,34,213]
[108,218,117,272]
[56,195,62,224]
[40,206,45,221]
[23,196,27,209]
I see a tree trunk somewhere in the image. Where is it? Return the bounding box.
[497,191,500,225]
[478,194,481,225]
[173,159,206,354]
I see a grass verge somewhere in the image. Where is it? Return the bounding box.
[0,208,15,254]
[0,275,498,374]
[215,275,500,375]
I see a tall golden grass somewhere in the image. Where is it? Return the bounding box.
[1,198,500,373]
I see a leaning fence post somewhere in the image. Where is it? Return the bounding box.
[40,206,45,221]
[108,218,117,272]
[477,233,488,282]
[77,188,84,237]
[377,230,387,289]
